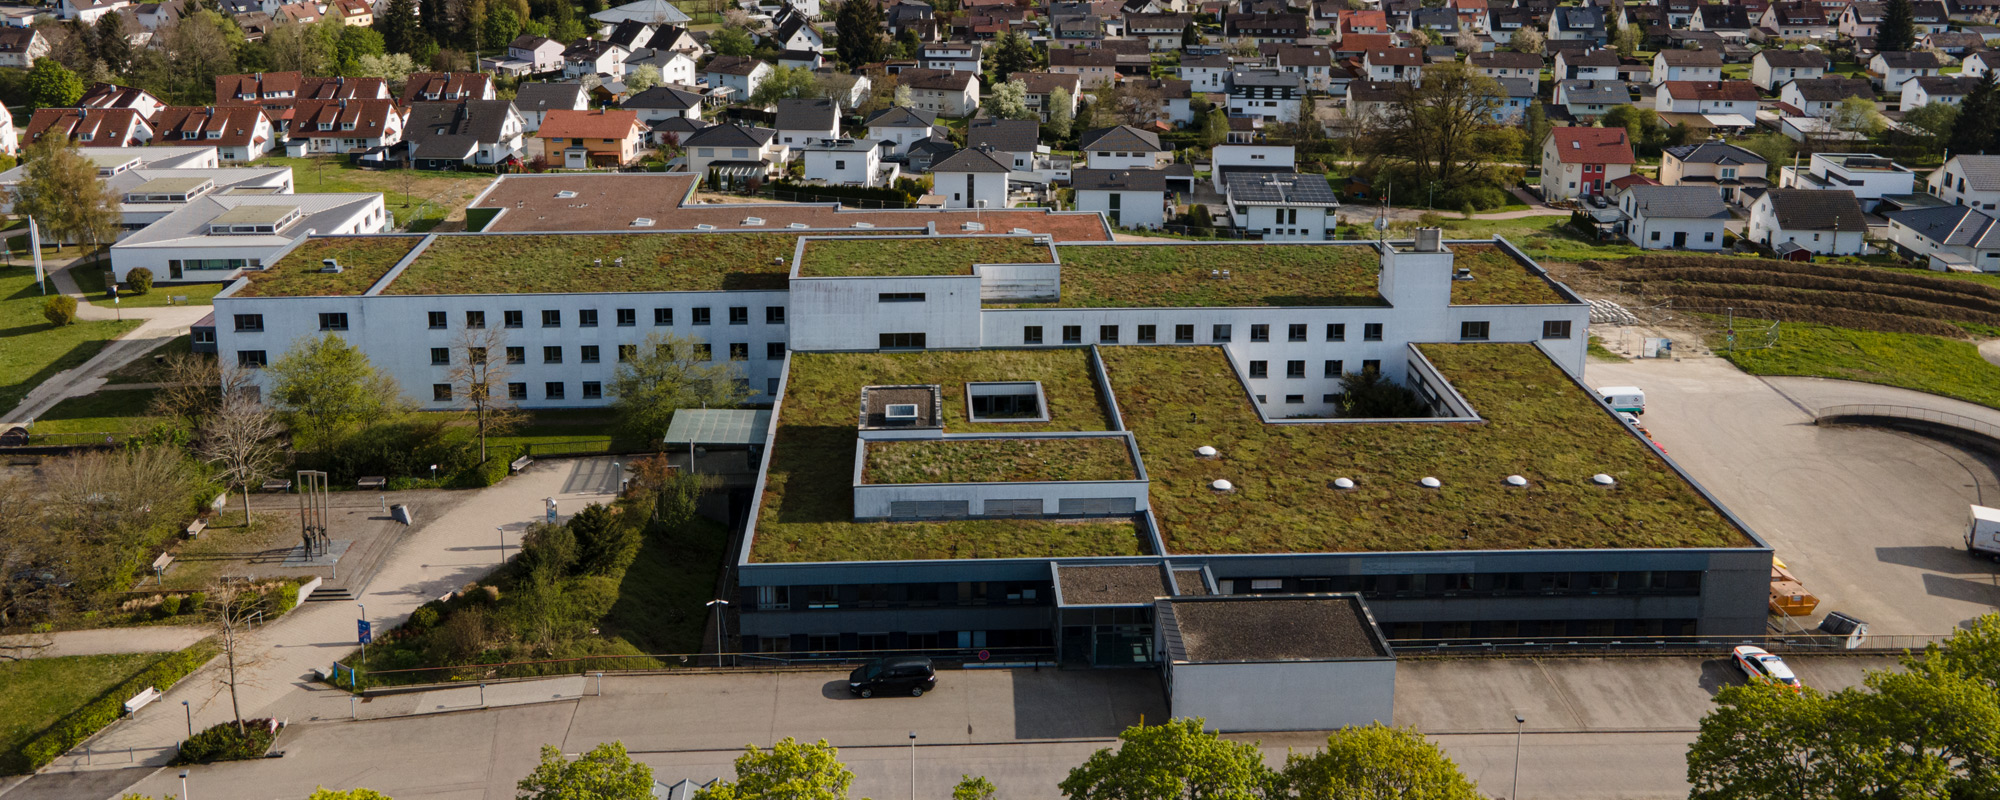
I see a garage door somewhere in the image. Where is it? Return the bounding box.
[889,500,969,519]
[1058,497,1137,516]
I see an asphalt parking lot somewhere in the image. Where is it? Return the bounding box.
[1588,357,2000,634]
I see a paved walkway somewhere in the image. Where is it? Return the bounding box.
[35,457,623,773]
[0,626,208,660]
[0,260,212,428]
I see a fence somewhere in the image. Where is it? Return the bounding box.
[0,430,132,452]
[344,645,1056,688]
[1386,631,1957,657]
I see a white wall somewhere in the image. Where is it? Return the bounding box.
[1625,215,1726,249]
[1076,189,1169,229]
[936,170,1007,209]
[787,275,985,351]
[1167,659,1396,732]
[802,149,880,186]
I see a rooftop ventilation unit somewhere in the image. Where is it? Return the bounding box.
[1195,445,1218,458]
[742,216,765,226]
[1012,228,1031,235]
[884,403,920,422]
[614,257,624,267]
[556,190,578,198]
[593,258,603,267]
[1419,477,1442,488]
[631,217,654,226]
[1592,473,1617,486]
[1210,479,1234,492]
[1453,267,1474,281]
[695,223,716,231]
[1415,227,1443,252]
[1332,477,1355,490]
[320,258,343,273]
[1505,475,1528,487]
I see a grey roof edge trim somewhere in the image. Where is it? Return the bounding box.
[364,232,442,296]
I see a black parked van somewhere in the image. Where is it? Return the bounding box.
[848,657,938,698]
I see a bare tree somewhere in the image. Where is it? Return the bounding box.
[445,326,522,463]
[42,448,197,596]
[198,398,286,527]
[203,582,265,734]
[0,476,60,632]
[148,354,255,423]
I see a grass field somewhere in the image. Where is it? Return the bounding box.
[69,266,226,308]
[0,265,141,414]
[599,516,731,654]
[480,408,648,455]
[1723,323,2000,409]
[0,652,170,767]
[31,389,167,435]
[261,156,495,232]
[105,335,194,384]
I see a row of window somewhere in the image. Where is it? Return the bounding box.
[235,306,791,334]
[1246,358,1381,379]
[430,376,777,402]
[1023,322,1386,346]
[422,341,787,366]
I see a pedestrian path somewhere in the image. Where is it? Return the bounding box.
[1,261,211,428]
[0,626,209,660]
[38,458,623,772]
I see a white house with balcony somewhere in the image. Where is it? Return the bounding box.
[1779,153,1916,212]
[801,139,896,187]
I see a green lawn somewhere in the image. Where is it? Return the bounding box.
[105,335,194,385]
[1724,323,2000,409]
[259,156,496,231]
[0,266,141,414]
[863,436,1137,484]
[1426,215,1655,263]
[68,266,226,308]
[32,389,166,435]
[389,232,805,294]
[599,516,731,654]
[0,652,171,768]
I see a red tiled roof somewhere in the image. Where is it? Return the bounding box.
[25,108,148,146]
[400,72,493,104]
[288,99,401,139]
[539,108,644,140]
[1336,33,1394,52]
[151,106,269,147]
[1547,126,1636,164]
[216,71,302,104]
[1661,80,1760,102]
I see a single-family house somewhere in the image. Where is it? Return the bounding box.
[79,83,165,119]
[773,15,825,52]
[1081,125,1169,171]
[1903,75,1981,110]
[773,97,841,149]
[538,108,645,168]
[403,100,526,168]
[1869,51,1945,92]
[1361,47,1425,84]
[1222,171,1340,241]
[1468,51,1543,93]
[1750,50,1828,91]
[863,107,939,156]
[1838,1,1883,36]
[626,47,699,86]
[1540,126,1635,200]
[1661,141,1770,204]
[1780,77,1875,117]
[1778,152,1916,212]
[1652,49,1723,85]
[800,138,893,187]
[930,146,1011,208]
[1555,48,1620,81]
[1487,78,1535,122]
[1747,188,1868,255]
[1228,69,1304,122]
[513,83,589,131]
[1759,1,1832,39]
[1692,4,1754,36]
[966,117,1041,172]
[1617,184,1730,249]
[682,123,784,186]
[1127,12,1194,50]
[1555,80,1634,120]
[622,85,703,125]
[704,56,771,101]
[59,0,128,23]
[492,35,565,75]
[1050,48,1121,89]
[1073,168,1171,229]
[1964,49,2000,78]
[1010,72,1082,121]
[562,39,628,78]
[148,105,272,161]
[918,41,981,73]
[1884,205,2000,271]
[1655,81,1760,119]
[1178,54,1234,92]
[1547,7,1607,43]
[1929,154,2000,211]
[901,69,981,117]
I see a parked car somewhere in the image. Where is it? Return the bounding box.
[1732,645,1801,691]
[848,656,938,698]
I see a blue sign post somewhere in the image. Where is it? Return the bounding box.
[357,619,372,644]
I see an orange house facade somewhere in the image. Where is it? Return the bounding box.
[537,109,646,167]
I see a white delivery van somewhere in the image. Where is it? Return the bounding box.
[1596,386,1646,415]
[1969,505,2000,561]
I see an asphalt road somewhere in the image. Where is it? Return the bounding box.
[1587,357,2000,634]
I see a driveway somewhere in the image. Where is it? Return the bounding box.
[1588,357,2000,634]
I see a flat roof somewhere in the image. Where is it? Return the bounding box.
[752,349,1147,563]
[1056,564,1169,606]
[1162,595,1389,662]
[234,236,422,298]
[212,204,299,225]
[129,176,212,194]
[663,409,772,446]
[862,436,1137,484]
[795,236,1056,278]
[1103,343,1755,554]
[383,232,806,295]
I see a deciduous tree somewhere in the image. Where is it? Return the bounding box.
[1060,718,1276,800]
[445,325,522,464]
[1279,724,1481,800]
[954,776,998,800]
[626,63,660,93]
[751,64,822,104]
[1902,100,1960,153]
[11,136,122,250]
[1045,87,1075,141]
[307,789,396,800]
[519,742,654,800]
[695,738,855,800]
[984,78,1033,120]
[267,333,406,454]
[709,26,754,57]
[198,397,286,527]
[1829,95,1886,138]
[25,57,82,110]
[1508,26,1543,55]
[608,331,752,441]
[1365,62,1503,192]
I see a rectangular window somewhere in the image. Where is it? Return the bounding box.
[767,342,786,359]
[1285,394,1304,404]
[766,306,786,324]
[1212,324,1232,342]
[1363,359,1381,374]
[1024,325,1043,344]
[317,312,347,331]
[465,310,486,329]
[1328,323,1346,341]
[582,381,603,400]
[1175,324,1195,343]
[693,343,712,360]
[507,382,527,401]
[432,384,452,401]
[729,306,749,324]
[543,346,563,364]
[1249,360,1269,378]
[1288,323,1307,342]
[579,309,599,327]
[426,311,447,329]
[1461,320,1491,340]
[1250,323,1270,342]
[616,308,636,327]
[1063,325,1082,344]
[542,309,561,328]
[506,346,525,364]
[1287,360,1306,378]
[234,314,264,332]
[1364,322,1383,341]
[617,344,637,362]
[504,310,523,328]
[729,343,748,361]
[654,308,672,326]
[1099,325,1119,343]
[430,347,450,365]
[545,382,565,400]
[1543,319,1574,339]
[236,350,267,368]
[878,292,926,303]
[580,345,600,363]
[1323,393,1339,403]
[1325,359,1344,377]
[692,307,711,325]
[1137,324,1156,343]
[468,347,487,365]
[879,332,927,348]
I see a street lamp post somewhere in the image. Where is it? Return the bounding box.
[705,599,730,666]
[1511,713,1526,800]
[908,732,917,800]
[497,526,507,561]
[180,769,189,800]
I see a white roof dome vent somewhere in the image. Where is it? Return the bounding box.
[1592,473,1617,486]
[1210,479,1234,492]
[1505,475,1528,487]
[1419,477,1441,489]
[1195,445,1218,458]
[1332,477,1355,490]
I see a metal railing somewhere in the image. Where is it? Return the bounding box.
[1386,631,1957,656]
[1816,404,2000,441]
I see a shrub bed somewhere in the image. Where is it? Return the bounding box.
[172,718,280,765]
[11,639,221,773]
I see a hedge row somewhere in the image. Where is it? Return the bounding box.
[767,180,916,207]
[1602,255,2000,302]
[1602,266,2000,319]
[10,638,221,774]
[1625,281,2000,330]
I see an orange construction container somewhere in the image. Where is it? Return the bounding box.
[1769,579,1819,616]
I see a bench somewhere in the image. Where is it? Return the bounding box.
[184,519,208,539]
[123,686,161,714]
[261,478,293,492]
[170,295,187,305]
[151,553,174,572]
[509,455,533,473]
[356,476,387,490]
